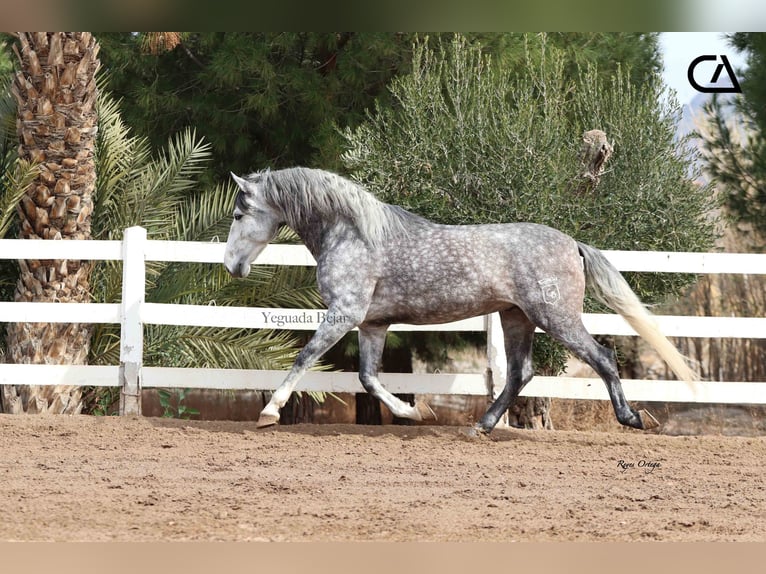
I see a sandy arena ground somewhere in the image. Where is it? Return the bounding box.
[1,414,764,542]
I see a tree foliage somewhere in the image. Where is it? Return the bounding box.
[699,95,766,236]
[0,83,326,409]
[95,33,661,182]
[96,33,418,178]
[728,33,766,134]
[89,90,323,375]
[343,34,716,374]
[699,33,766,238]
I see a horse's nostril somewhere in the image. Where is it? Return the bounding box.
[230,261,249,278]
[224,262,239,278]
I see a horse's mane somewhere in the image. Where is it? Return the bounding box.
[246,167,423,248]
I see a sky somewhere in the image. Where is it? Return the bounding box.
[659,32,748,106]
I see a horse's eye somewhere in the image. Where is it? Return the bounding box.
[233,214,243,221]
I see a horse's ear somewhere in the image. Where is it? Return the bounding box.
[231,172,250,193]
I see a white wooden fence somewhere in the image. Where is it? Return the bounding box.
[1,225,765,418]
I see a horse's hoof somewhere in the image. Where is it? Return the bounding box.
[460,425,488,439]
[414,400,437,421]
[256,413,280,429]
[638,409,659,430]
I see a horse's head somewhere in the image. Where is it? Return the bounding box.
[224,171,281,278]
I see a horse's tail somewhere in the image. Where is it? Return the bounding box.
[577,241,698,383]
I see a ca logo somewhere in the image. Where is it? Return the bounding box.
[687,55,742,94]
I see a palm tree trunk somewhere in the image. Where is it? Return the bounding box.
[1,33,99,414]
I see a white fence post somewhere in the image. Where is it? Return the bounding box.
[485,313,509,428]
[119,226,146,416]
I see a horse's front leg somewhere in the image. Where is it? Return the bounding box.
[256,307,360,428]
[357,324,436,421]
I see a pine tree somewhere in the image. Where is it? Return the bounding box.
[96,33,418,177]
[700,33,766,237]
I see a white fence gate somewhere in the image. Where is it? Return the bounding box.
[1,226,765,418]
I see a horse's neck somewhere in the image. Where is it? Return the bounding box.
[288,216,332,258]
[290,216,358,258]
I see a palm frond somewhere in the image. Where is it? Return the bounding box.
[0,158,37,238]
[136,128,212,230]
[148,262,221,304]
[86,94,330,409]
[94,90,153,240]
[173,179,234,243]
[0,73,16,161]
[157,128,212,195]
[144,324,308,370]
[95,110,212,241]
[88,326,121,366]
[215,264,321,310]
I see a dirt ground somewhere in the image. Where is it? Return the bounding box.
[1,414,764,542]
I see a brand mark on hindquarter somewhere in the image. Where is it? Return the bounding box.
[538,277,560,305]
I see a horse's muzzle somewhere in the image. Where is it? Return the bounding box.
[225,259,250,279]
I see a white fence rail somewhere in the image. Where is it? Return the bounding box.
[1,226,765,417]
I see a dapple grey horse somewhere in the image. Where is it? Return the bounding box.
[224,167,696,434]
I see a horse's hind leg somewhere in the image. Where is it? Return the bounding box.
[569,329,657,429]
[532,313,658,430]
[357,325,436,421]
[475,307,536,435]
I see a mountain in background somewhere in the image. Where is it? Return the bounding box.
[674,90,743,184]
